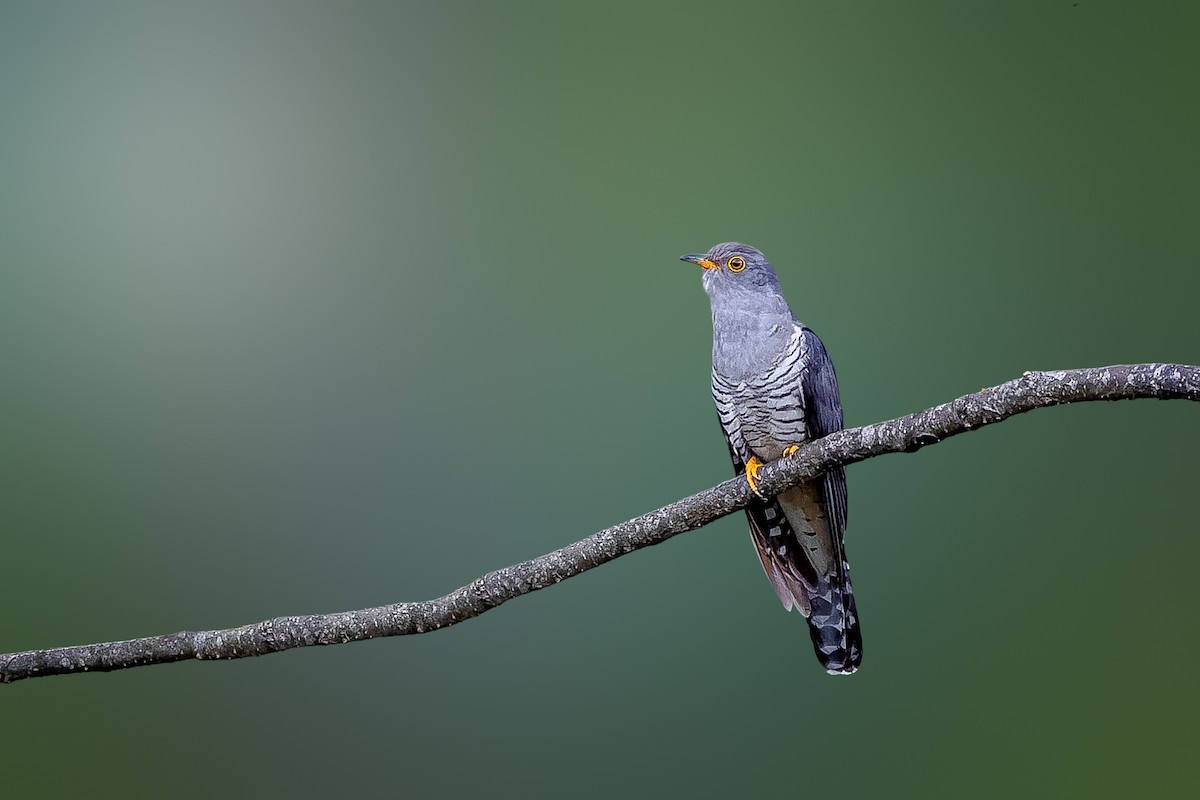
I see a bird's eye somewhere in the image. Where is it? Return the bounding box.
[728,256,746,272]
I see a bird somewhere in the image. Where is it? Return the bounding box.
[681,242,862,674]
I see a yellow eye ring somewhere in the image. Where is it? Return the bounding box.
[728,256,746,272]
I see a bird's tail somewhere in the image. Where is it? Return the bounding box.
[745,489,863,675]
[803,561,862,675]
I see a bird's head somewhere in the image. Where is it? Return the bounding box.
[680,242,782,300]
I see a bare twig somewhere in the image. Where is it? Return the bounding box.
[3,363,1197,684]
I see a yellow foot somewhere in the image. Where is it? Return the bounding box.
[745,456,766,498]
[782,444,800,458]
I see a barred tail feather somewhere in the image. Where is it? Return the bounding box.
[745,488,862,675]
[805,563,862,675]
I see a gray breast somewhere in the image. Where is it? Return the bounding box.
[712,325,810,462]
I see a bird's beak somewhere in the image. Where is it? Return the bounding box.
[680,254,720,270]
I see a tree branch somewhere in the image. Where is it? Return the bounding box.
[3,363,1197,684]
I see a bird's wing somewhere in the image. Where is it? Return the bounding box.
[798,326,847,535]
[790,325,860,673]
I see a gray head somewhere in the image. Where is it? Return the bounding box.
[681,242,796,375]
[680,242,784,302]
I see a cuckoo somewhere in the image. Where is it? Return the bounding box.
[681,242,862,674]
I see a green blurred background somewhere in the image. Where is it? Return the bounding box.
[1,1,1197,796]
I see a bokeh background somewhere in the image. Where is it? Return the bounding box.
[2,1,1197,796]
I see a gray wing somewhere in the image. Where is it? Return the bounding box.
[798,326,847,534]
[791,325,860,673]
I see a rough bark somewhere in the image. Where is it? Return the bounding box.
[3,363,1197,684]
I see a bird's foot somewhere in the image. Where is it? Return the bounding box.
[745,456,767,498]
[782,444,801,458]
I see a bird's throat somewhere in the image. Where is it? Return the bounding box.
[711,307,795,382]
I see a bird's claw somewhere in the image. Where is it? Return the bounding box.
[782,444,800,458]
[745,456,767,498]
